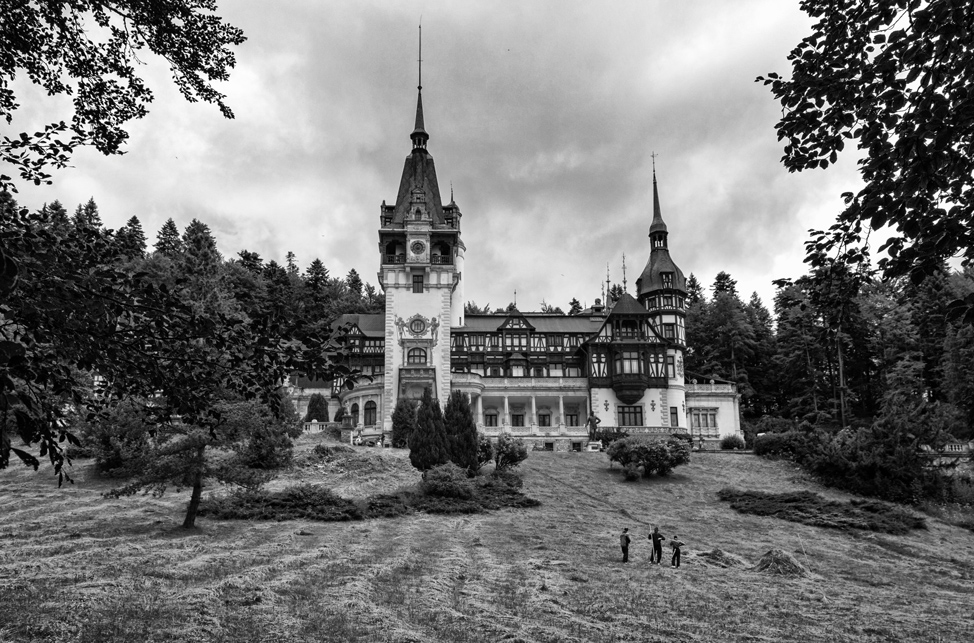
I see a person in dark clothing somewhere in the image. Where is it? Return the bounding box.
[620,528,631,563]
[670,535,685,568]
[648,527,666,564]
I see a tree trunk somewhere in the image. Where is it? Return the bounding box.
[182,446,205,529]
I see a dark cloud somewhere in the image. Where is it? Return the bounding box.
[12,0,861,312]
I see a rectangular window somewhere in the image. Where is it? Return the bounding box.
[618,405,643,427]
[543,442,554,452]
[538,414,551,427]
[504,334,528,350]
[667,356,675,379]
[663,295,673,308]
[488,334,500,349]
[548,335,563,349]
[469,335,485,351]
[670,407,679,427]
[511,365,525,377]
[663,324,675,339]
[484,413,498,427]
[412,274,424,293]
[618,351,642,374]
[533,367,546,377]
[662,273,673,289]
[511,414,525,427]
[565,366,581,377]
[549,364,564,377]
[572,442,583,452]
[565,413,579,427]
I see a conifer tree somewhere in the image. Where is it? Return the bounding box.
[286,251,299,276]
[304,393,329,422]
[236,249,263,273]
[41,201,70,233]
[155,218,183,256]
[685,274,704,305]
[444,390,479,471]
[568,298,582,316]
[346,268,363,298]
[72,197,102,231]
[116,216,147,258]
[391,397,417,448]
[408,388,449,472]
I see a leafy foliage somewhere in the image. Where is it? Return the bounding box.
[494,433,528,471]
[420,462,474,499]
[1,0,246,192]
[606,435,690,478]
[759,0,974,291]
[720,434,746,450]
[476,433,495,470]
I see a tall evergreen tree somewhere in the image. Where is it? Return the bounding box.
[391,397,417,448]
[444,390,478,471]
[155,218,183,257]
[41,200,70,233]
[408,388,449,472]
[179,219,224,312]
[72,197,102,231]
[568,298,582,316]
[237,250,263,274]
[685,273,704,305]
[116,216,147,258]
[285,251,299,277]
[304,393,329,423]
[346,268,363,298]
[712,271,738,298]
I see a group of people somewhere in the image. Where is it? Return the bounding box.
[619,527,685,568]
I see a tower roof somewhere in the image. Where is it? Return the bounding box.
[412,88,427,140]
[649,169,667,235]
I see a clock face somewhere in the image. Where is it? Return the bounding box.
[410,241,425,255]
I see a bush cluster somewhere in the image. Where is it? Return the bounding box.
[79,399,152,477]
[717,488,927,534]
[200,484,362,521]
[421,462,475,499]
[720,434,746,450]
[606,435,690,479]
[494,433,528,471]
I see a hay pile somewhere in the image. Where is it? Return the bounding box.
[751,549,809,577]
[695,548,747,568]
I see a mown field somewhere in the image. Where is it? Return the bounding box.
[1,433,972,643]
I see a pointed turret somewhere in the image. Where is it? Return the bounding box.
[636,167,686,302]
[649,170,667,239]
[411,88,429,150]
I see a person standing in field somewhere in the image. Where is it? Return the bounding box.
[670,534,685,568]
[649,527,666,564]
[620,527,632,563]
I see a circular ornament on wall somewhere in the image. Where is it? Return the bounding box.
[410,240,426,255]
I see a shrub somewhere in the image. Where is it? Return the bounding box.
[409,388,450,472]
[753,431,805,459]
[606,435,690,478]
[239,424,293,469]
[82,399,152,477]
[623,462,641,481]
[421,462,475,499]
[444,390,479,471]
[476,432,495,471]
[720,434,746,450]
[200,484,362,521]
[304,393,329,423]
[494,433,528,471]
[593,427,628,449]
[487,468,523,491]
[391,397,416,448]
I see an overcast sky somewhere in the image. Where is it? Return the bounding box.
[12,0,864,313]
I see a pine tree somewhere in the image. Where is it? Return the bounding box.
[304,393,329,422]
[391,397,417,448]
[72,197,102,231]
[237,250,263,273]
[116,216,147,258]
[286,251,299,276]
[155,218,183,256]
[685,274,704,305]
[444,390,478,471]
[179,219,224,312]
[408,388,449,472]
[712,271,738,298]
[346,268,363,298]
[41,200,70,233]
[568,298,582,316]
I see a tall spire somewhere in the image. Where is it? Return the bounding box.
[411,24,428,150]
[650,153,666,236]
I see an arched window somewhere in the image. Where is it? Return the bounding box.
[364,401,376,426]
[407,348,427,365]
[350,403,360,426]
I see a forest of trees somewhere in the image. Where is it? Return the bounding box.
[0,193,382,525]
[684,267,974,443]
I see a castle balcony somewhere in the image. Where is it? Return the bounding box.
[451,371,485,394]
[686,381,737,394]
[610,373,667,405]
[399,366,436,398]
[481,377,589,394]
[430,255,452,265]
[383,254,406,264]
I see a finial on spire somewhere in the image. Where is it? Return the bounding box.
[605,263,611,301]
[450,181,454,203]
[418,22,422,90]
[622,253,628,291]
[410,23,428,149]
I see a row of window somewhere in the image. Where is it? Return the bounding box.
[453,333,586,352]
[347,401,377,426]
[455,365,584,378]
[484,412,580,427]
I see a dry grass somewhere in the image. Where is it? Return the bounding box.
[1,433,973,642]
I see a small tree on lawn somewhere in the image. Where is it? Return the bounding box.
[391,397,417,448]
[495,433,528,471]
[476,433,495,472]
[444,390,478,472]
[408,388,449,473]
[304,393,329,422]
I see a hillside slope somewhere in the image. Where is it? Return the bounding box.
[1,435,972,642]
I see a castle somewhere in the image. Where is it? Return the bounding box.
[291,72,742,450]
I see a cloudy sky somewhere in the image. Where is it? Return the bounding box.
[11,0,864,312]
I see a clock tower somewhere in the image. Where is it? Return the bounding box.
[376,62,465,430]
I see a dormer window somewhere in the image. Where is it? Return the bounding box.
[661,272,673,289]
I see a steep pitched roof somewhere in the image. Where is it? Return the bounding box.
[333,314,385,338]
[606,293,650,316]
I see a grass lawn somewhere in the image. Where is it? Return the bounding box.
[1,433,972,642]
